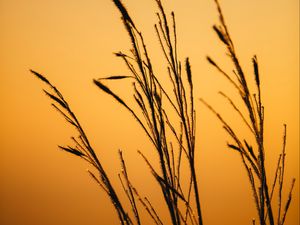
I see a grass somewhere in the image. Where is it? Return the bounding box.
[203,1,295,225]
[30,0,295,224]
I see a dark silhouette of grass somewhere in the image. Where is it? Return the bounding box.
[30,69,132,225]
[202,1,295,225]
[30,0,295,225]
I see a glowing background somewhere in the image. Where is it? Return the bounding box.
[0,0,298,224]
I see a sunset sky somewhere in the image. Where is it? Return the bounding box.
[0,0,299,224]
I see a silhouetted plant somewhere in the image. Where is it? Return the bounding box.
[30,0,295,225]
[95,0,203,224]
[202,1,295,225]
[30,69,133,225]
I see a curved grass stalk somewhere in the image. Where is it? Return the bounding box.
[204,1,296,224]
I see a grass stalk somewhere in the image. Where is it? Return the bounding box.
[205,1,295,224]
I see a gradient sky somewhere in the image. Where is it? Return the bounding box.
[0,0,299,225]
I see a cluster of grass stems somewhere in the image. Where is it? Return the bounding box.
[30,0,295,225]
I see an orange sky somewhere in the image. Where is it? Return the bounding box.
[0,0,299,225]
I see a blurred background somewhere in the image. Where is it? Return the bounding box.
[0,0,298,224]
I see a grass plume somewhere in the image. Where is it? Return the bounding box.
[203,1,296,224]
